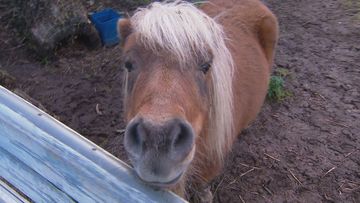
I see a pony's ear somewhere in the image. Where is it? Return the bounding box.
[117,18,133,45]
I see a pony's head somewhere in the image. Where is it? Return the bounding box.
[118,1,234,188]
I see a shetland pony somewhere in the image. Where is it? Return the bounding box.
[118,0,278,201]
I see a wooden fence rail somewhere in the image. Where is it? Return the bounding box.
[0,86,186,203]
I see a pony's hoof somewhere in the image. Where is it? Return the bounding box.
[191,186,213,203]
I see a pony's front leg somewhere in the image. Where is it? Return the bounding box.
[170,177,187,199]
[170,172,213,202]
[187,160,222,203]
[189,182,213,203]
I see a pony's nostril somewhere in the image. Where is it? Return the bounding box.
[171,120,194,154]
[130,124,141,145]
[173,125,186,147]
[125,118,146,155]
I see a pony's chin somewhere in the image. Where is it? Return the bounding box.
[138,172,184,189]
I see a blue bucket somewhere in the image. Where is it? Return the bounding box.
[89,8,122,46]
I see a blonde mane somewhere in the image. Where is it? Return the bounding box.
[130,1,234,163]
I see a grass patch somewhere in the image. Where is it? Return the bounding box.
[267,68,292,102]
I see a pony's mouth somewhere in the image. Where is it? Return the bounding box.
[138,172,183,188]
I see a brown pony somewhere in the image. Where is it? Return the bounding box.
[118,0,278,201]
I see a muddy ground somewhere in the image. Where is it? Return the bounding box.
[0,0,359,202]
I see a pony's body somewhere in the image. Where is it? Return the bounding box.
[195,0,278,179]
[118,0,278,201]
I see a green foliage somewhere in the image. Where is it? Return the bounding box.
[267,69,292,102]
[40,57,49,66]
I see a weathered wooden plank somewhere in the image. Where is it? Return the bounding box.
[0,148,74,203]
[0,86,186,203]
[0,179,29,203]
[0,111,149,202]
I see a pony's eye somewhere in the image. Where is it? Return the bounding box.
[200,62,211,74]
[124,61,134,72]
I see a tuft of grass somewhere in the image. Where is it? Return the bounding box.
[40,56,49,66]
[267,68,292,102]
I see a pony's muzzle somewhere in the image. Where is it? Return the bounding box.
[124,117,195,186]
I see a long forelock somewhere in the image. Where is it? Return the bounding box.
[130,1,234,163]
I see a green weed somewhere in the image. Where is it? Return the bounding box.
[40,57,49,66]
[267,68,292,102]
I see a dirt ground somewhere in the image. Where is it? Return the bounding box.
[0,0,359,202]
